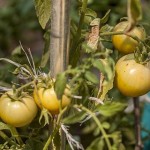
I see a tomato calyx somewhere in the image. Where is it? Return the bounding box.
[36,75,55,90]
[39,108,52,126]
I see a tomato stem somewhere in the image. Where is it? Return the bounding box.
[43,107,68,150]
[73,104,112,150]
[9,126,24,145]
[0,131,17,146]
[133,97,143,150]
[16,81,34,93]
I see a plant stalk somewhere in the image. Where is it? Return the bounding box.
[73,105,112,150]
[70,0,88,67]
[133,97,143,150]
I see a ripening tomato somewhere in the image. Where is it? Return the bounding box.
[33,87,70,115]
[0,91,37,127]
[112,21,145,54]
[115,54,150,97]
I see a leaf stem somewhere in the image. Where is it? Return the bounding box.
[16,81,34,92]
[0,131,16,145]
[9,126,23,145]
[73,104,112,150]
[43,107,68,150]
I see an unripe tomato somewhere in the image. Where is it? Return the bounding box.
[112,21,145,54]
[0,91,37,127]
[33,87,70,115]
[115,55,150,97]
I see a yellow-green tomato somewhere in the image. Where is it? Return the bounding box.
[112,21,145,54]
[33,87,70,115]
[115,55,150,97]
[0,91,37,127]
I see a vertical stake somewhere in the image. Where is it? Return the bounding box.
[50,0,70,77]
[50,0,70,149]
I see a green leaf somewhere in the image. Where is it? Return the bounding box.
[98,58,115,100]
[100,9,111,24]
[79,8,97,25]
[127,0,142,26]
[100,24,113,33]
[95,101,127,117]
[122,128,135,144]
[85,8,97,18]
[53,130,61,150]
[63,111,87,124]
[0,122,10,131]
[34,0,51,29]
[54,73,67,100]
[24,138,44,150]
[92,59,105,74]
[40,30,50,68]
[102,122,110,129]
[84,71,99,84]
[118,143,126,150]
[86,138,105,150]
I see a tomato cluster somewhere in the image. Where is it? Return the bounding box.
[113,21,150,97]
[0,80,71,127]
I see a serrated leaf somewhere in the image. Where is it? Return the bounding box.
[95,101,127,117]
[127,0,142,26]
[100,9,111,24]
[40,30,50,68]
[63,111,87,124]
[34,0,51,29]
[86,138,104,150]
[84,71,99,84]
[54,73,67,100]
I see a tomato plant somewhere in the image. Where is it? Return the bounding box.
[112,21,145,54]
[0,91,37,127]
[0,0,150,150]
[115,54,150,97]
[33,86,70,115]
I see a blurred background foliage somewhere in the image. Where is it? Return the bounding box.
[0,0,150,149]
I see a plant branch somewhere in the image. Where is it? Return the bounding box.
[133,97,143,150]
[43,107,68,150]
[9,126,23,145]
[0,131,16,146]
[73,104,112,150]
